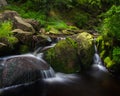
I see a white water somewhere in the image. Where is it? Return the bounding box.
[92,38,108,72]
[93,52,107,71]
[33,43,56,56]
[41,67,55,78]
[44,73,79,84]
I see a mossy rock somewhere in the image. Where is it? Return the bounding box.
[73,32,94,69]
[44,32,94,73]
[45,38,79,73]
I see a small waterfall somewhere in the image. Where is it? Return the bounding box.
[34,45,56,78]
[93,38,102,65]
[33,47,42,56]
[33,43,56,56]
[93,39,107,72]
[93,52,102,65]
[41,67,55,78]
[40,43,56,52]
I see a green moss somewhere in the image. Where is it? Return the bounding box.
[100,50,105,58]
[66,37,78,48]
[0,21,12,37]
[67,25,79,30]
[112,47,120,64]
[104,56,114,68]
[96,35,102,42]
[96,36,109,51]
[75,32,94,70]
[46,17,69,31]
[45,38,80,73]
[46,27,59,34]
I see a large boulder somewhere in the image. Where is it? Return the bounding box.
[44,32,94,73]
[0,54,50,88]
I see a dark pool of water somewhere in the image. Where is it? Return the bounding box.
[0,64,120,96]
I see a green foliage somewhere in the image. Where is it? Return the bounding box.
[73,12,89,28]
[5,4,47,25]
[76,0,120,8]
[104,56,113,68]
[0,21,18,44]
[22,11,46,25]
[103,47,120,74]
[0,21,12,37]
[32,0,73,10]
[5,4,25,13]
[98,5,120,74]
[5,0,98,30]
[46,18,68,31]
[112,47,120,64]
[100,50,105,58]
[76,0,101,7]
[100,5,120,40]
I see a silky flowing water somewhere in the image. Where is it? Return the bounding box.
[0,44,120,96]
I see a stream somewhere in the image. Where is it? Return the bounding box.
[1,64,120,96]
[0,44,120,96]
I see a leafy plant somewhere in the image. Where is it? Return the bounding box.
[76,0,101,6]
[46,18,68,31]
[73,12,89,28]
[100,5,120,40]
[0,21,18,44]
[104,56,113,68]
[0,21,12,37]
[98,5,120,74]
[5,4,47,25]
[112,47,120,64]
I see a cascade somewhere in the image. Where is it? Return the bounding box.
[33,44,56,78]
[93,38,107,72]
[41,67,55,78]
[93,38,102,64]
[35,52,55,78]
